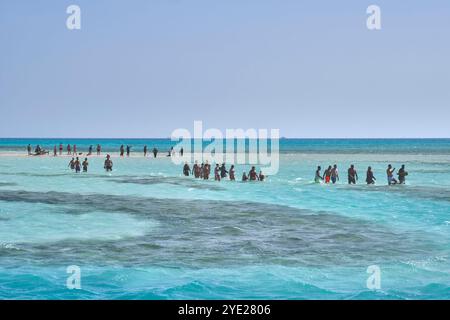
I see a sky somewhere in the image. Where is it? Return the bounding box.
[0,0,449,138]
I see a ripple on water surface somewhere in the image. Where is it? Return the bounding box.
[0,190,446,270]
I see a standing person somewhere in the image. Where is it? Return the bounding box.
[206,162,211,179]
[387,164,398,185]
[200,163,204,179]
[104,154,113,172]
[203,161,210,180]
[27,144,32,155]
[249,166,259,181]
[330,164,339,184]
[73,144,77,155]
[180,147,184,157]
[120,145,125,157]
[126,145,131,157]
[171,146,175,156]
[82,158,89,172]
[68,158,75,170]
[53,145,57,157]
[315,166,323,183]
[183,162,191,176]
[67,144,71,155]
[220,163,228,179]
[397,165,408,184]
[193,161,201,178]
[324,166,332,184]
[229,165,235,181]
[144,145,148,157]
[59,143,63,155]
[366,166,376,184]
[74,157,81,173]
[348,164,358,184]
[96,144,101,155]
[152,147,158,158]
[214,164,221,181]
[88,145,93,156]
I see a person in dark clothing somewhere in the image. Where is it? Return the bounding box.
[214,164,221,181]
[68,158,75,170]
[259,171,265,181]
[315,166,323,183]
[193,161,201,178]
[74,157,81,173]
[104,155,113,172]
[249,166,259,181]
[397,165,408,184]
[366,166,376,184]
[82,158,89,172]
[229,165,235,181]
[183,162,190,176]
[220,163,228,178]
[348,164,358,184]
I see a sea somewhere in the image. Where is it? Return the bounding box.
[0,138,449,299]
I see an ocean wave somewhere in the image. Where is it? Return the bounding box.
[1,264,448,299]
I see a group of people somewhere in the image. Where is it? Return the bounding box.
[26,144,409,186]
[27,144,49,155]
[67,154,114,173]
[68,157,89,173]
[182,162,265,182]
[116,145,183,158]
[28,144,103,157]
[121,145,160,158]
[27,143,168,158]
[315,164,408,185]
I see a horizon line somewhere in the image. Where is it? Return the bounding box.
[1,137,450,140]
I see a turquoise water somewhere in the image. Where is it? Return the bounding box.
[0,139,449,299]
[2,138,450,154]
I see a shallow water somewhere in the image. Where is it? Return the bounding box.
[0,139,449,299]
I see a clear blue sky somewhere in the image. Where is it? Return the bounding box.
[1,0,449,138]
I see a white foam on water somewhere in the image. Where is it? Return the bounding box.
[0,205,156,244]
